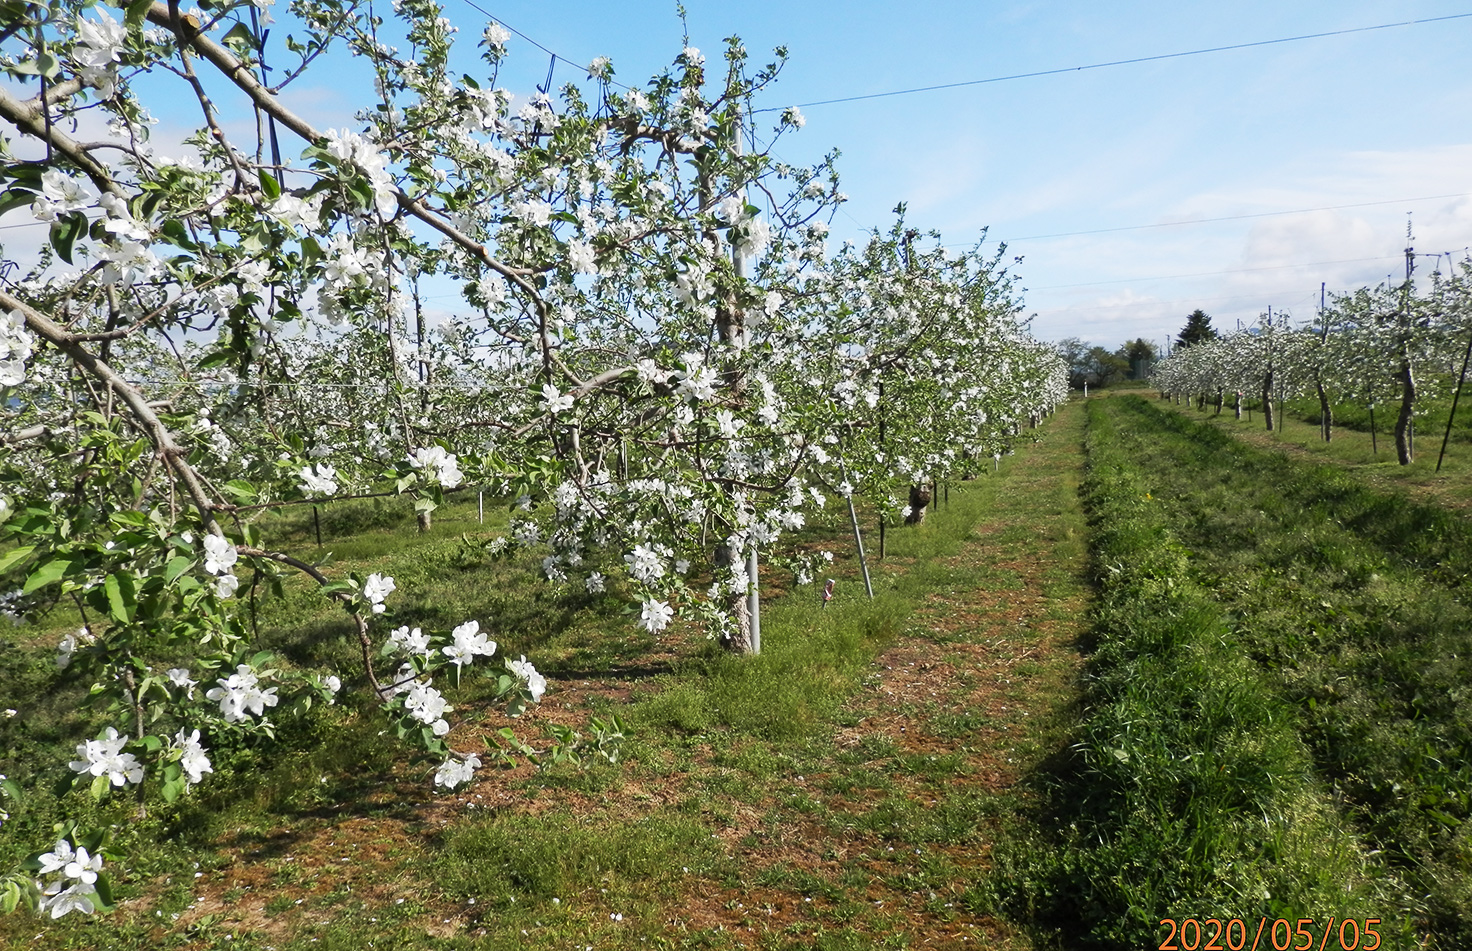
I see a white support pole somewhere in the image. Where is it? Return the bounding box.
[478,490,483,524]
[838,458,875,600]
[747,546,760,654]
[731,116,762,651]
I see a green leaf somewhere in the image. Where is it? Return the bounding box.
[300,235,323,266]
[125,0,154,30]
[221,479,257,504]
[104,572,136,623]
[164,555,193,584]
[93,874,115,911]
[257,166,281,200]
[1,777,22,803]
[0,187,37,217]
[222,21,256,51]
[89,774,111,801]
[50,211,86,264]
[0,545,35,575]
[109,509,149,528]
[159,219,198,251]
[23,556,72,594]
[160,779,180,803]
[198,347,232,369]
[141,734,163,752]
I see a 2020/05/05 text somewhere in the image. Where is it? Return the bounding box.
[1159,918,1383,951]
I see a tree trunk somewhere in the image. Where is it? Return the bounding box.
[1215,389,1224,415]
[1261,370,1275,431]
[1316,379,1333,442]
[1395,358,1415,465]
[416,509,432,533]
[713,539,754,652]
[906,484,931,525]
[1235,391,1242,419]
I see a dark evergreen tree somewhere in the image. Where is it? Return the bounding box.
[1176,309,1218,349]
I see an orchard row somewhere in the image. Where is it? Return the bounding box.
[0,0,1065,916]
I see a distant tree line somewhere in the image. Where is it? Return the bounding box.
[1055,336,1160,390]
[1055,310,1220,390]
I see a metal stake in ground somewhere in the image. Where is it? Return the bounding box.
[838,457,875,600]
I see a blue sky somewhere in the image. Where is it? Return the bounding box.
[437,0,1469,350]
[9,0,1472,351]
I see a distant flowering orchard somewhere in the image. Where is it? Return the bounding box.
[0,0,1063,918]
[1152,260,1472,466]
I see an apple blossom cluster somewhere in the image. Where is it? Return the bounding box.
[205,665,280,723]
[0,309,32,387]
[68,727,143,788]
[202,534,241,599]
[33,839,105,919]
[171,729,214,785]
[362,573,396,614]
[407,447,464,488]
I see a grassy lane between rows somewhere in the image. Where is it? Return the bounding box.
[1,410,1089,950]
[983,398,1409,950]
[1102,395,1472,946]
[1159,390,1472,515]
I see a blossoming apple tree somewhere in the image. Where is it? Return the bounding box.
[0,0,1065,917]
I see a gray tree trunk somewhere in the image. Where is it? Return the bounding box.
[1261,370,1275,431]
[1395,359,1416,465]
[906,484,931,525]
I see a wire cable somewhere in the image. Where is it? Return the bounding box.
[753,13,1472,112]
[451,0,633,91]
[1007,193,1472,242]
[1030,254,1404,290]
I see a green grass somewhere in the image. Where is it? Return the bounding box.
[1090,395,1472,946]
[1,421,1093,950]
[982,398,1408,949]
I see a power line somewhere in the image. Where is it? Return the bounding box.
[1035,287,1323,313]
[1031,254,1402,290]
[450,0,633,91]
[754,13,1472,112]
[1008,193,1472,242]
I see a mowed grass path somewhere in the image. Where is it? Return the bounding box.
[0,407,1092,950]
[1092,394,1472,947]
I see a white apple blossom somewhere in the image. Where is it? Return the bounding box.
[540,383,575,414]
[171,728,213,785]
[68,727,144,786]
[442,619,496,667]
[73,10,127,96]
[205,665,279,723]
[483,22,510,48]
[34,839,105,918]
[363,572,396,613]
[202,535,237,575]
[434,753,480,789]
[298,462,339,496]
[506,655,546,702]
[388,625,432,655]
[407,446,463,488]
[403,680,451,735]
[215,572,240,599]
[640,598,674,634]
